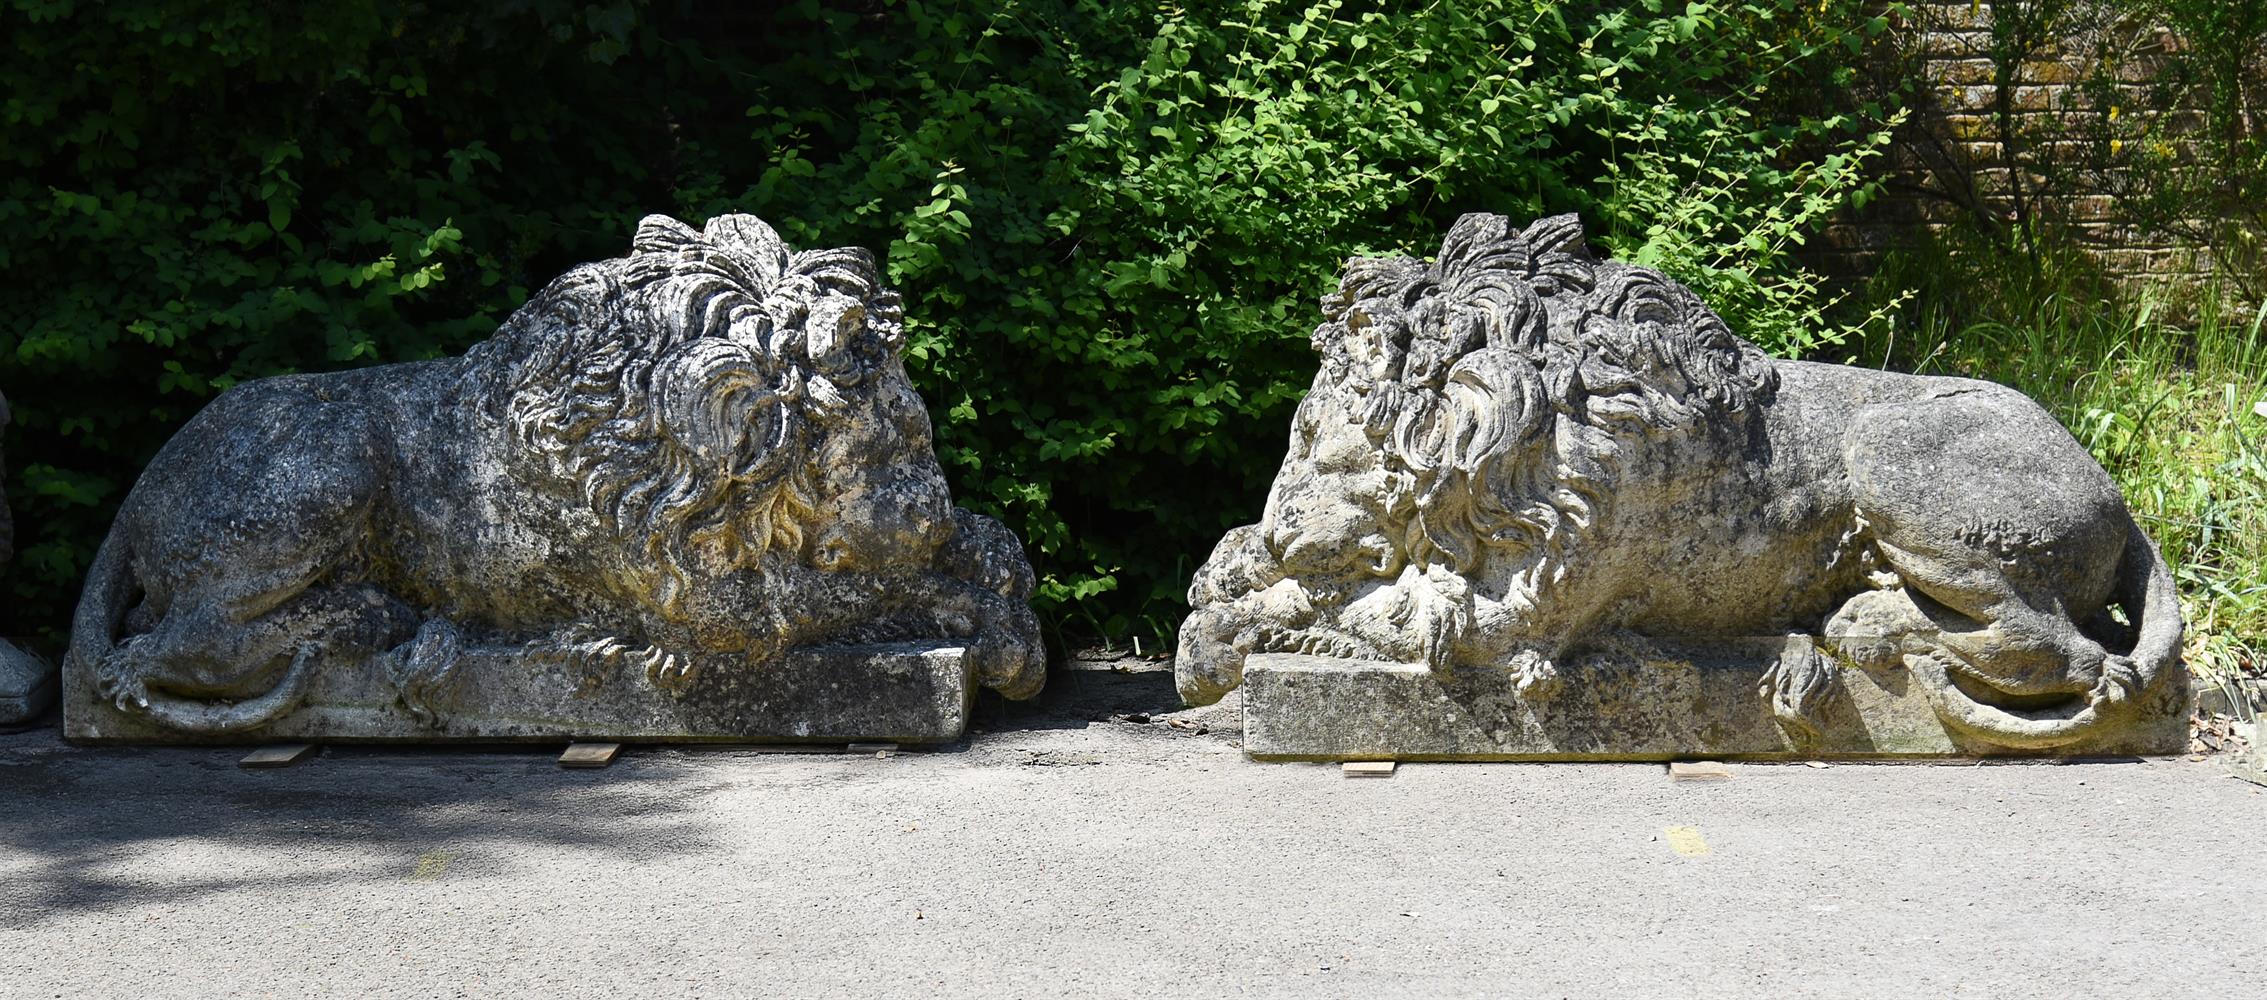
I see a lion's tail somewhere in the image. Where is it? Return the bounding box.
[2115,517,2184,689]
[63,530,136,684]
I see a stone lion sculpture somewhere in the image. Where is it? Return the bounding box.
[1178,213,2184,750]
[67,213,1043,735]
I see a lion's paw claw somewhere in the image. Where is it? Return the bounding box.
[645,650,701,694]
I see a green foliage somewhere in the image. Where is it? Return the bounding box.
[0,0,1898,647]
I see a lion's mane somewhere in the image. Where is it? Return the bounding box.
[1310,213,1778,608]
[465,214,904,610]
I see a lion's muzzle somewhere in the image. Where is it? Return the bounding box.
[811,468,953,572]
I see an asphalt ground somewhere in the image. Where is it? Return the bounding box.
[3,665,2262,999]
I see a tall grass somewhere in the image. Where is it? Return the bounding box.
[1854,253,2267,697]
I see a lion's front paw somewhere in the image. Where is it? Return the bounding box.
[644,648,701,694]
[551,633,702,697]
[969,602,1046,701]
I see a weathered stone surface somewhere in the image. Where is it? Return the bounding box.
[1,641,55,726]
[1243,645,2188,761]
[67,640,971,744]
[0,390,57,727]
[64,214,1042,742]
[1182,212,2188,757]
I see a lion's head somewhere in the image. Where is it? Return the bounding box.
[476,213,954,612]
[1180,213,1778,702]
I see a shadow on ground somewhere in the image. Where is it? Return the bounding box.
[974,657,1189,733]
[0,657,1216,928]
[0,729,747,927]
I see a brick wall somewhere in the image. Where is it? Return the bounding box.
[1821,2,2257,300]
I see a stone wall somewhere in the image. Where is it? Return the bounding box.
[1821,2,2256,299]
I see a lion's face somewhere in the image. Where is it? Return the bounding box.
[805,361,954,574]
[1180,212,1778,703]
[1260,387,1406,581]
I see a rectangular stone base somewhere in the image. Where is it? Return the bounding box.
[1242,641,2189,761]
[65,641,971,746]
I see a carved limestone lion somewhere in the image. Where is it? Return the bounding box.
[67,213,1043,734]
[1178,213,2184,749]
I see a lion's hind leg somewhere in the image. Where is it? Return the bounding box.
[1772,585,1941,739]
[108,581,417,731]
[1842,387,2137,744]
[98,382,418,731]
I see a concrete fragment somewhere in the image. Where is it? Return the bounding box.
[239,744,317,768]
[558,743,621,769]
[1668,761,1733,782]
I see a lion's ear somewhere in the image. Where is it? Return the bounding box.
[633,215,702,254]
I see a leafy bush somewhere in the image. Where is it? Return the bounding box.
[0,0,1898,648]
[2087,0,2267,297]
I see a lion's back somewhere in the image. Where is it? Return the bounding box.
[118,364,452,595]
[1838,370,2128,603]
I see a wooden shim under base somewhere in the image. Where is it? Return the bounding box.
[1342,760,1396,777]
[1669,760,1734,782]
[559,742,622,769]
[240,744,317,769]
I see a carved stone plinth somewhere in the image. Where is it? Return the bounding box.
[66,640,971,745]
[1242,643,2190,761]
